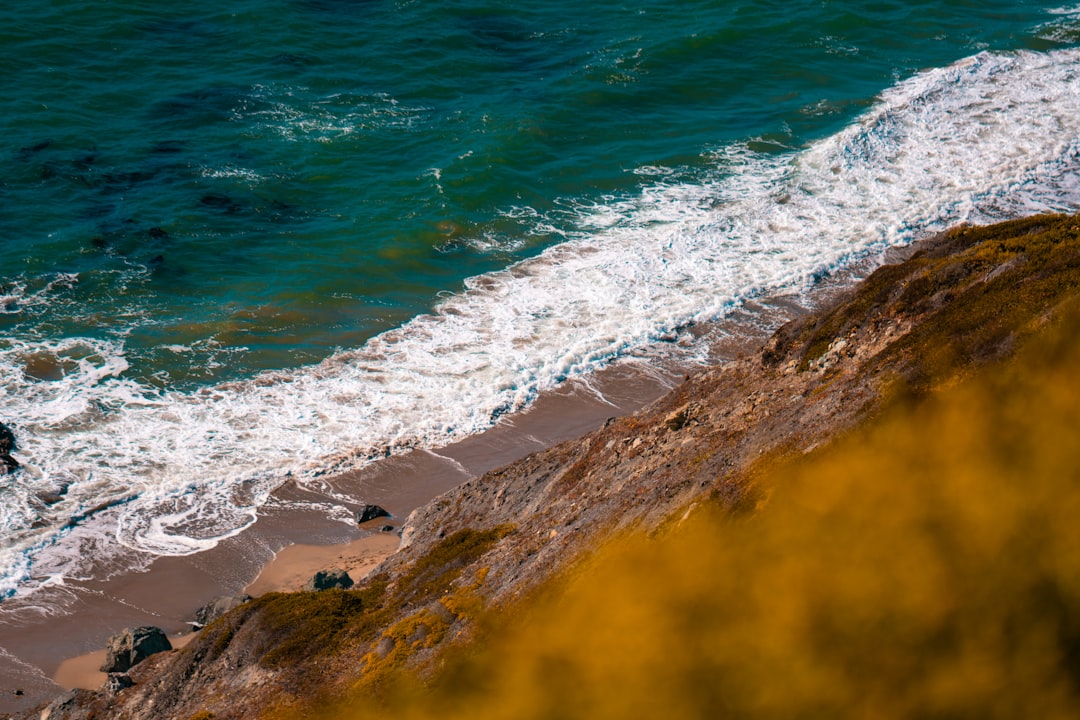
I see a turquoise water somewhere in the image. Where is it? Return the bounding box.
[2,1,1079,600]
[3,0,1071,383]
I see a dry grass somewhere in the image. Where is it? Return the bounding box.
[319,229,1080,719]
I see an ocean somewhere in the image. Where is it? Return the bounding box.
[2,0,1079,608]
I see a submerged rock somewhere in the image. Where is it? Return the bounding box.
[356,503,391,524]
[100,627,172,674]
[35,484,70,506]
[193,595,252,628]
[0,422,15,452]
[0,422,18,471]
[304,569,354,592]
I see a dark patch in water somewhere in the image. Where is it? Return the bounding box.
[16,140,52,161]
[40,160,93,187]
[271,53,317,67]
[200,193,242,214]
[301,0,383,15]
[461,13,550,74]
[147,86,248,128]
[64,494,137,529]
[135,17,227,47]
[151,140,186,154]
[101,170,158,192]
[79,202,116,222]
[70,153,98,171]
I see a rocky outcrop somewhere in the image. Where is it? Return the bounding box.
[303,569,354,591]
[355,503,391,524]
[104,674,134,695]
[100,627,172,674]
[193,595,252,628]
[23,215,1080,720]
[1,422,18,471]
[39,690,97,720]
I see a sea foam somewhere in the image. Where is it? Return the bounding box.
[2,48,1080,601]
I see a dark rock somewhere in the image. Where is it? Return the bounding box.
[356,503,391,524]
[380,524,396,533]
[0,422,15,454]
[193,594,251,628]
[303,569,354,592]
[664,403,695,432]
[100,626,172,673]
[105,673,134,694]
[0,422,18,471]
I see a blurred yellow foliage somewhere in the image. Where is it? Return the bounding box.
[332,299,1080,720]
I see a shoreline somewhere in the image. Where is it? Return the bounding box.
[50,531,401,694]
[0,236,924,715]
[0,239,924,716]
[2,226,927,714]
[0,347,693,714]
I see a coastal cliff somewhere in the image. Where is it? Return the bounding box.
[24,213,1080,719]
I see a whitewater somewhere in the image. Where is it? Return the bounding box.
[2,46,1080,603]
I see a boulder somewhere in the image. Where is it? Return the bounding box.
[193,594,251,628]
[304,568,354,592]
[100,626,172,673]
[104,673,134,694]
[0,422,17,471]
[356,503,391,524]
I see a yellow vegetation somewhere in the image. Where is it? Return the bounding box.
[330,295,1080,719]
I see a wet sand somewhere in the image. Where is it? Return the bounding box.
[48,531,400,695]
[0,354,692,715]
[52,634,196,694]
[244,530,401,596]
[0,242,932,716]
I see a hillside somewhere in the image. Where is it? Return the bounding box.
[26,213,1080,719]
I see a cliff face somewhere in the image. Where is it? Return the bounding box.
[29,214,1080,720]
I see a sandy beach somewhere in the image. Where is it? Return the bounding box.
[0,287,818,716]
[49,531,401,694]
[0,351,695,715]
[244,530,401,596]
[0,260,894,718]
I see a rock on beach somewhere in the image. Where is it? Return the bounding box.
[355,503,391,524]
[304,569,354,591]
[100,627,172,674]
